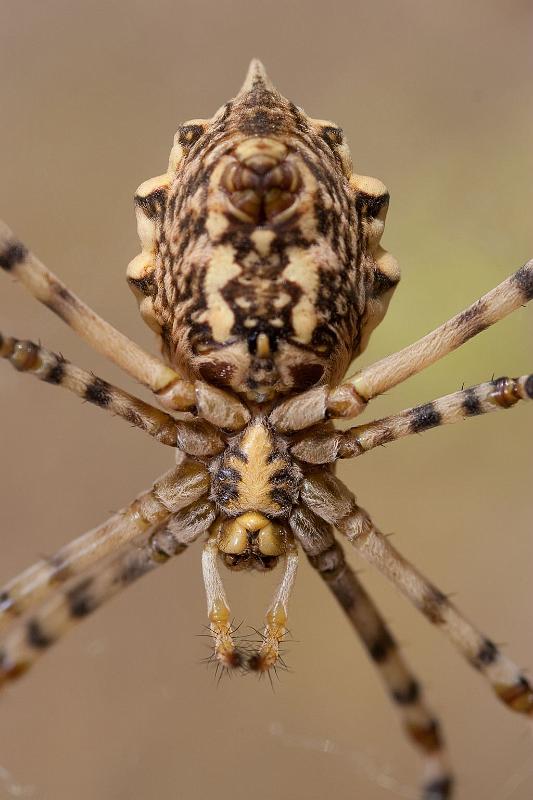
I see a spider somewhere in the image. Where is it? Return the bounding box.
[0,60,532,800]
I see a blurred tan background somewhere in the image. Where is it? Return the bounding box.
[0,1,532,798]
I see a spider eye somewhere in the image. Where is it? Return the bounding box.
[178,123,205,150]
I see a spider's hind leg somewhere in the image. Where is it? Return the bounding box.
[311,539,452,799]
[0,464,211,633]
[0,332,180,445]
[301,472,533,719]
[0,524,191,689]
[291,505,452,799]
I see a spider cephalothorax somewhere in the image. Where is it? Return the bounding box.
[127,60,400,403]
[1,59,532,800]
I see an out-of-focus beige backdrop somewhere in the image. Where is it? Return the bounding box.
[0,2,532,799]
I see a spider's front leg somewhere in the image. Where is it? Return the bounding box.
[271,259,533,432]
[1,332,180,446]
[301,472,533,719]
[0,331,230,453]
[291,373,533,464]
[0,221,250,431]
[0,221,182,397]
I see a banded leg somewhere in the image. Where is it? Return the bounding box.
[0,220,183,397]
[1,332,178,445]
[248,539,299,673]
[290,506,452,799]
[315,558,451,792]
[0,523,194,689]
[270,260,533,431]
[291,374,533,464]
[0,220,250,429]
[0,463,211,633]
[0,332,227,454]
[300,472,533,717]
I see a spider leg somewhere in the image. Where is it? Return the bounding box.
[0,464,211,633]
[291,505,452,799]
[248,538,299,673]
[0,221,250,429]
[201,532,243,669]
[1,332,177,445]
[270,260,533,431]
[0,331,227,453]
[0,521,197,690]
[0,220,183,396]
[301,472,533,718]
[291,373,533,464]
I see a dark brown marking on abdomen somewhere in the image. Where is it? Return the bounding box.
[289,363,325,390]
[198,360,235,386]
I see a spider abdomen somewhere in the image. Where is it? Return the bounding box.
[127,61,401,405]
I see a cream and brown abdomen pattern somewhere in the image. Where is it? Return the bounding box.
[127,62,400,404]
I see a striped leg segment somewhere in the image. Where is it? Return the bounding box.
[0,332,227,454]
[300,472,533,718]
[290,505,452,799]
[0,523,192,689]
[0,220,183,398]
[0,463,211,634]
[271,260,533,431]
[312,541,452,799]
[1,332,178,445]
[344,261,533,408]
[0,220,250,429]
[291,374,533,464]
